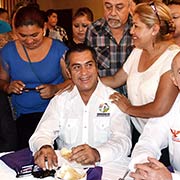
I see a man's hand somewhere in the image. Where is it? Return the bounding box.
[34,145,58,170]
[130,157,172,180]
[69,144,100,165]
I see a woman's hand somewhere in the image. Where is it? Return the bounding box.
[5,80,25,94]
[55,79,74,95]
[36,79,74,99]
[109,92,131,113]
[36,84,58,99]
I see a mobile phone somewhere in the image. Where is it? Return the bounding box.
[32,165,56,178]
[16,164,34,178]
[24,87,36,91]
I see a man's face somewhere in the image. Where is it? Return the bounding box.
[168,4,180,39]
[0,12,9,23]
[103,0,130,29]
[48,13,58,27]
[68,50,98,96]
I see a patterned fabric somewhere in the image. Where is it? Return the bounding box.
[46,25,68,43]
[85,16,134,95]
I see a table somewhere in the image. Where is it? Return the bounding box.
[0,152,132,180]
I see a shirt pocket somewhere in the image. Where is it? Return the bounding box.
[60,118,79,145]
[94,46,110,69]
[94,117,110,144]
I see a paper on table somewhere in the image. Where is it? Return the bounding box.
[101,158,133,180]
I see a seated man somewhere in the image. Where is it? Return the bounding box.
[129,52,180,180]
[29,44,131,170]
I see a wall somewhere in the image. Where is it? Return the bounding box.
[37,0,104,20]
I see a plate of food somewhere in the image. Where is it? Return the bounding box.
[55,163,87,180]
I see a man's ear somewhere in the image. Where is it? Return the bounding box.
[170,71,178,87]
[66,68,71,79]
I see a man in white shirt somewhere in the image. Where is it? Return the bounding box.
[29,44,131,170]
[129,51,180,180]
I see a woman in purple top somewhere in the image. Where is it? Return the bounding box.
[0,6,69,150]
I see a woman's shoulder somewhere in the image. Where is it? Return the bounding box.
[1,41,16,56]
[2,40,15,49]
[52,39,68,47]
[126,48,142,63]
[50,39,68,52]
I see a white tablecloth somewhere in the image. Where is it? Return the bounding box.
[0,152,132,180]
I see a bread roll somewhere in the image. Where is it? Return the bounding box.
[60,147,72,160]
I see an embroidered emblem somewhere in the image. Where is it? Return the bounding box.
[99,103,109,112]
[97,103,110,117]
[170,128,180,142]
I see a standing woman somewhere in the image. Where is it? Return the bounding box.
[102,1,180,141]
[0,6,68,149]
[68,7,94,48]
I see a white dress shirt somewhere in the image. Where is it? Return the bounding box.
[129,94,180,180]
[29,80,132,164]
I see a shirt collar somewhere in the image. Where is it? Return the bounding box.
[69,78,104,102]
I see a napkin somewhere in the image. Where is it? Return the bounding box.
[0,148,34,175]
[87,166,102,180]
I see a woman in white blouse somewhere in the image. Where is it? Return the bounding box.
[101,0,180,134]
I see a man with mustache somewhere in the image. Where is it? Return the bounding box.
[85,0,134,96]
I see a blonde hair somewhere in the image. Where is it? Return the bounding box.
[134,0,175,41]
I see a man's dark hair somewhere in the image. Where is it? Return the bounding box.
[65,43,97,68]
[46,9,57,18]
[0,8,8,15]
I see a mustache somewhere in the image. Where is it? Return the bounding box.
[107,16,120,21]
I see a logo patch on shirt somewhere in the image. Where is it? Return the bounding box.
[170,128,180,142]
[97,103,110,117]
